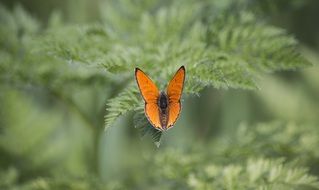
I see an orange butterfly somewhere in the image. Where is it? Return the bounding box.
[135,66,185,131]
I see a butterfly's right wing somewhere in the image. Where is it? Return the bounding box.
[135,68,162,130]
[166,66,185,129]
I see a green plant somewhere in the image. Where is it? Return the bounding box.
[0,0,317,189]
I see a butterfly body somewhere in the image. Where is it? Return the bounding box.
[158,91,169,130]
[135,66,185,131]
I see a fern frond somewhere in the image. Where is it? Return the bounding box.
[208,12,311,72]
[0,2,310,139]
[212,122,319,170]
[146,149,319,189]
[100,3,309,132]
[133,107,162,145]
[104,86,140,130]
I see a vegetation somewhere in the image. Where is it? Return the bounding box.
[1,0,319,189]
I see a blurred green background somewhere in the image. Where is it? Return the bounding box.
[1,0,319,189]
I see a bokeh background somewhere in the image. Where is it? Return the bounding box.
[1,0,319,189]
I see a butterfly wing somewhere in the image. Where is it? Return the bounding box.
[135,68,162,130]
[166,66,185,129]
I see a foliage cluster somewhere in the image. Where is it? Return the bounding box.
[0,0,318,189]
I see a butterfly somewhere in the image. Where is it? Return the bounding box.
[135,66,185,131]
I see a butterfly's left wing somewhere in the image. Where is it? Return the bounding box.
[135,68,163,130]
[166,66,185,129]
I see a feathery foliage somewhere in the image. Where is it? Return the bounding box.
[0,0,318,189]
[0,0,311,142]
[122,122,319,189]
[97,0,310,138]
